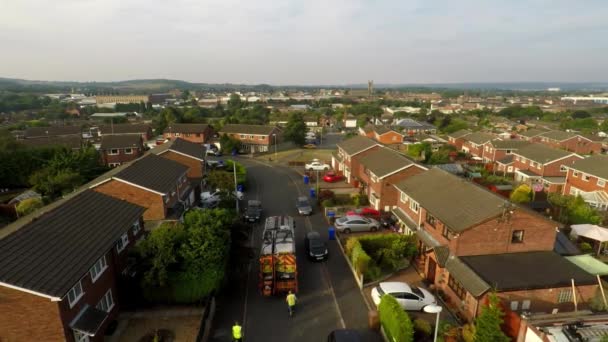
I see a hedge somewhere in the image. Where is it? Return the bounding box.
[378,295,414,342]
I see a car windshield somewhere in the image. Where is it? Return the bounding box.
[298,200,310,207]
[336,217,348,223]
[310,240,324,248]
[411,287,423,298]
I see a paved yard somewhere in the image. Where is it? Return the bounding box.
[107,307,204,342]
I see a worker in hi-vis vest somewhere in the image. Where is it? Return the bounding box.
[232,321,243,342]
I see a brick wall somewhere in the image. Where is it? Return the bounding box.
[395,191,423,225]
[542,156,582,177]
[159,151,204,179]
[448,137,465,150]
[101,147,144,167]
[560,138,602,155]
[93,180,166,220]
[347,146,382,186]
[368,166,426,211]
[463,141,485,158]
[564,168,608,195]
[375,132,403,145]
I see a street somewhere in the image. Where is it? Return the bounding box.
[210,157,380,342]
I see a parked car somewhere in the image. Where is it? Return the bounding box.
[305,159,330,171]
[243,200,262,222]
[323,171,344,183]
[346,207,381,219]
[381,215,397,229]
[296,196,313,216]
[201,188,244,202]
[371,282,436,311]
[206,160,225,169]
[327,329,363,342]
[305,232,328,261]
[206,149,222,156]
[334,215,379,233]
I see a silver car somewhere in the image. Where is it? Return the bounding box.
[334,215,379,233]
[296,196,312,216]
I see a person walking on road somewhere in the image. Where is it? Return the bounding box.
[286,291,297,317]
[232,321,243,342]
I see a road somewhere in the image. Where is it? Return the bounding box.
[210,158,380,342]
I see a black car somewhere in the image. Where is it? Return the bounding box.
[242,200,262,222]
[327,330,362,342]
[305,231,328,261]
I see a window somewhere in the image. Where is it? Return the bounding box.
[67,281,83,308]
[73,330,89,342]
[409,200,419,213]
[573,171,579,177]
[506,149,512,154]
[97,289,115,313]
[557,289,573,303]
[259,136,265,140]
[108,163,120,168]
[249,135,254,139]
[400,192,407,203]
[124,148,133,154]
[448,275,466,300]
[109,149,119,155]
[560,165,567,172]
[426,212,436,228]
[510,301,519,311]
[598,179,606,187]
[116,233,129,253]
[175,133,181,137]
[196,133,201,137]
[240,134,245,139]
[442,226,451,240]
[583,174,591,182]
[522,300,531,310]
[89,256,107,282]
[511,230,524,243]
[186,133,192,137]
[131,221,141,235]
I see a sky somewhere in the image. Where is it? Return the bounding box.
[1,0,607,85]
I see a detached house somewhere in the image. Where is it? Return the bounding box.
[99,135,145,167]
[512,144,583,193]
[391,168,597,322]
[0,190,145,342]
[446,129,472,150]
[563,155,608,210]
[219,124,281,153]
[372,126,404,145]
[92,154,191,221]
[537,131,602,155]
[460,132,495,159]
[356,147,426,211]
[358,124,375,138]
[332,136,381,186]
[163,124,214,144]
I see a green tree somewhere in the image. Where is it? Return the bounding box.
[427,150,450,164]
[284,112,307,145]
[510,184,533,203]
[227,94,242,112]
[207,170,236,192]
[378,294,414,342]
[548,193,602,224]
[473,293,510,342]
[219,134,242,154]
[137,222,185,286]
[571,110,591,119]
[15,197,44,217]
[442,119,469,133]
[29,168,83,199]
[407,142,432,161]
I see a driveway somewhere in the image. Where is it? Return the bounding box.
[209,158,381,342]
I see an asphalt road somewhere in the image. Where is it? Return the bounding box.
[210,158,380,342]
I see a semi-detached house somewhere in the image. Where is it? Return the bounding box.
[163,123,214,144]
[372,126,403,145]
[99,135,145,167]
[446,129,472,151]
[563,155,608,210]
[219,124,282,153]
[0,190,145,342]
[481,139,530,165]
[460,132,495,159]
[537,131,601,155]
[391,168,597,323]
[332,136,381,186]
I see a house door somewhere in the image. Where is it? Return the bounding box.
[427,258,437,284]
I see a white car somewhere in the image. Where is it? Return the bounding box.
[201,189,244,202]
[371,282,436,311]
[305,159,330,171]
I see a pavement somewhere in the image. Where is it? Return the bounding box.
[209,156,381,342]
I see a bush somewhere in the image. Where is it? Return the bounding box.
[579,242,593,254]
[414,318,432,340]
[350,193,369,206]
[378,295,414,342]
[321,199,335,207]
[318,189,335,203]
[15,197,43,217]
[590,286,608,312]
[461,323,475,342]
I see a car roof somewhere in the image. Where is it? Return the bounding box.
[379,282,412,293]
[344,215,365,220]
[306,231,321,239]
[298,196,309,201]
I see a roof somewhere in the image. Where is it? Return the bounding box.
[151,138,205,161]
[394,168,507,232]
[336,136,379,155]
[374,126,400,136]
[568,155,608,180]
[100,135,142,150]
[447,129,472,139]
[358,148,418,178]
[489,140,531,150]
[395,118,436,130]
[554,231,580,256]
[164,123,212,134]
[0,190,145,297]
[463,132,495,145]
[496,155,514,165]
[460,251,597,292]
[540,130,576,142]
[565,255,608,276]
[219,124,277,135]
[445,256,490,297]
[571,224,608,242]
[514,143,578,164]
[434,246,451,267]
[113,154,188,194]
[20,135,82,149]
[99,124,151,135]
[25,126,81,138]
[518,128,547,138]
[360,124,374,133]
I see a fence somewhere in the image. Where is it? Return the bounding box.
[195,297,216,342]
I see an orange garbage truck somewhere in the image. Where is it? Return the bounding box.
[259,216,297,296]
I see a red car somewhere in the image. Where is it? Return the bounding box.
[323,171,344,183]
[346,207,381,219]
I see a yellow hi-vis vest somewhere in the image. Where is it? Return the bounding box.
[287,293,296,306]
[232,324,242,339]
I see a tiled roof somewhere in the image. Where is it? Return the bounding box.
[374,126,400,135]
[518,128,547,138]
[336,136,379,155]
[446,129,472,139]
[164,123,212,134]
[496,155,514,165]
[20,135,82,149]
[0,190,145,297]
[463,132,495,145]
[100,135,142,150]
[514,144,579,164]
[99,124,151,135]
[489,140,531,150]
[25,126,82,138]
[114,154,188,194]
[394,168,507,232]
[567,155,608,180]
[219,124,277,135]
[358,147,419,178]
[445,256,490,297]
[151,138,205,161]
[540,130,576,142]
[460,251,597,291]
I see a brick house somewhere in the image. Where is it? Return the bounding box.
[332,136,381,186]
[515,128,546,142]
[91,154,192,221]
[390,168,597,322]
[151,138,206,202]
[512,144,583,193]
[356,147,427,211]
[563,155,608,210]
[372,126,404,145]
[163,123,214,144]
[98,124,153,143]
[24,126,82,139]
[446,129,472,150]
[99,135,145,167]
[20,135,83,150]
[460,132,495,159]
[481,140,530,163]
[218,124,282,153]
[0,190,145,342]
[537,131,602,155]
[358,124,375,138]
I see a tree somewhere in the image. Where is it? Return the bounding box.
[219,133,242,154]
[548,193,602,224]
[442,119,469,133]
[16,197,43,217]
[283,112,307,145]
[510,184,533,203]
[571,110,591,119]
[137,222,185,286]
[427,150,450,164]
[473,293,510,342]
[29,168,83,199]
[227,93,242,112]
[207,170,236,192]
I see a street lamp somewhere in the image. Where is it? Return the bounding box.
[423,304,443,342]
[272,133,277,160]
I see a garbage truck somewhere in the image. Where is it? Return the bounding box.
[259,216,297,296]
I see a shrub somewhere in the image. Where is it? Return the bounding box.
[414,318,432,340]
[591,287,608,312]
[321,199,335,207]
[461,323,475,342]
[351,193,369,206]
[318,189,335,203]
[378,295,414,342]
[350,241,371,277]
[579,242,593,254]
[15,197,43,217]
